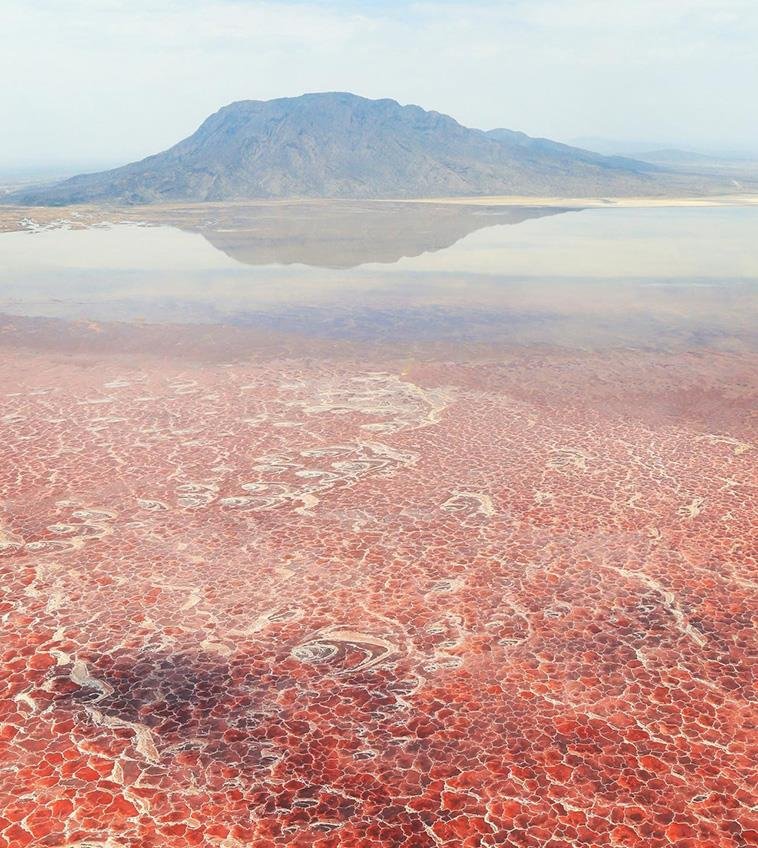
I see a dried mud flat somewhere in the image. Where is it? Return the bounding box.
[0,322,756,848]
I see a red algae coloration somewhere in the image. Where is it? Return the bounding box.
[1,322,756,848]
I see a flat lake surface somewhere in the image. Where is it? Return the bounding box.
[1,205,756,350]
[1,202,756,848]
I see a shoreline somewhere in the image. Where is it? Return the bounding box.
[1,193,758,213]
[389,194,758,208]
[1,193,756,234]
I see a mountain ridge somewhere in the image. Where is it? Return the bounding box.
[6,92,737,205]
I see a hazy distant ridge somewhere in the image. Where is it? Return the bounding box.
[8,92,722,204]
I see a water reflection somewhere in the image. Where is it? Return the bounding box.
[0,202,756,353]
[196,202,566,268]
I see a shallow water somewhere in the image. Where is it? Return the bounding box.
[1,204,756,351]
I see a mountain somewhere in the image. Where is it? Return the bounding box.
[6,92,734,205]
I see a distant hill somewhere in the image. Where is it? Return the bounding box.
[629,148,723,165]
[605,147,758,185]
[571,137,758,163]
[485,128,649,170]
[6,93,745,205]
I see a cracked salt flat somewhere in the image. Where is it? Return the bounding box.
[2,347,755,847]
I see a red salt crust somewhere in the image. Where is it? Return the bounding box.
[0,341,756,848]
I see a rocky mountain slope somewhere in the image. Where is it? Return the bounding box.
[9,93,736,204]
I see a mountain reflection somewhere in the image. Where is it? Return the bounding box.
[186,202,569,268]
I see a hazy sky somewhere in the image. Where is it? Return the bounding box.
[2,0,757,170]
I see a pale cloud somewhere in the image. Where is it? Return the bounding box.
[1,0,756,168]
